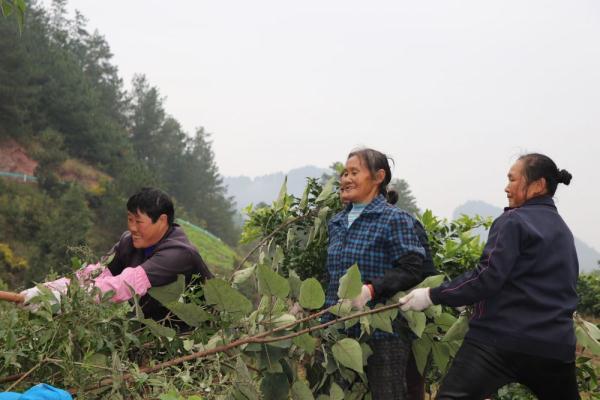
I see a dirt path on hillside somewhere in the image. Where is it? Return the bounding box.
[0,139,37,175]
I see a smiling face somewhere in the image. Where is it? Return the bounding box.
[339,155,384,204]
[127,210,169,249]
[505,160,547,208]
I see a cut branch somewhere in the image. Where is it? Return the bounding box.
[75,303,400,393]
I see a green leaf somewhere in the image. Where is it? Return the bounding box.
[260,372,290,400]
[306,226,316,246]
[313,217,322,239]
[442,314,469,342]
[257,264,290,299]
[332,338,363,374]
[166,302,210,327]
[360,342,373,366]
[271,245,285,271]
[204,278,252,316]
[159,392,181,400]
[337,264,362,300]
[286,227,296,249]
[432,342,451,373]
[575,318,600,355]
[275,177,288,209]
[316,177,335,203]
[84,353,108,372]
[330,382,344,400]
[293,333,318,355]
[328,300,352,317]
[434,312,457,330]
[299,278,325,310]
[315,207,330,237]
[403,310,427,338]
[581,319,600,340]
[412,336,432,375]
[292,380,315,400]
[270,313,296,329]
[424,304,442,318]
[288,269,302,299]
[233,265,256,286]
[370,306,397,334]
[15,0,26,13]
[236,356,252,381]
[1,1,13,17]
[299,184,310,210]
[183,339,194,351]
[141,318,175,338]
[414,274,445,289]
[148,275,185,305]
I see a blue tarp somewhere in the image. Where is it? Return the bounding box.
[0,384,71,400]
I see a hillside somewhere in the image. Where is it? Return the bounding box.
[454,200,600,273]
[176,219,238,276]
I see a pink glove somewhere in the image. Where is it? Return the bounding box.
[75,263,106,280]
[350,284,373,310]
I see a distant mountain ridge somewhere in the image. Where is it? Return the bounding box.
[224,165,328,211]
[454,200,600,274]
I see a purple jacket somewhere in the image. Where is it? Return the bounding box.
[430,196,578,361]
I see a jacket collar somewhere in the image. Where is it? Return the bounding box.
[332,194,388,225]
[504,195,556,212]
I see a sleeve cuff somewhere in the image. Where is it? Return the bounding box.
[429,286,443,305]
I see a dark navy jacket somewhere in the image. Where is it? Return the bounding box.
[430,196,579,361]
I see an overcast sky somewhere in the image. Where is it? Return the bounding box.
[57,1,600,251]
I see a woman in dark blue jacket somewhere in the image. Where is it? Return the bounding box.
[326,148,426,399]
[400,153,579,400]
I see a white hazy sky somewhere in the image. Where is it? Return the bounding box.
[57,1,599,251]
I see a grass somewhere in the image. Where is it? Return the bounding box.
[177,219,238,276]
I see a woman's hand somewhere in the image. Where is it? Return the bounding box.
[19,285,62,312]
[399,288,432,311]
[351,284,373,310]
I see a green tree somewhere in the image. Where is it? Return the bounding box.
[0,0,26,31]
[389,178,419,215]
[175,128,239,245]
[28,184,92,282]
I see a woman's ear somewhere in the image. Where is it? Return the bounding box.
[158,214,169,226]
[374,169,385,185]
[529,177,547,197]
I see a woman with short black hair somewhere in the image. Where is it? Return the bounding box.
[400,153,580,400]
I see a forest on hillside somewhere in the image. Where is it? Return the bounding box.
[0,1,240,287]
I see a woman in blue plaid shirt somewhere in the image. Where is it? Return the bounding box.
[325,148,426,400]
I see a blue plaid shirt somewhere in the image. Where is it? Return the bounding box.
[325,194,425,339]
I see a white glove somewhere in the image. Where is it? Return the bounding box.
[350,284,373,310]
[20,286,43,304]
[19,285,62,312]
[399,288,432,311]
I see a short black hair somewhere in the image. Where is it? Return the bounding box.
[126,187,174,225]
